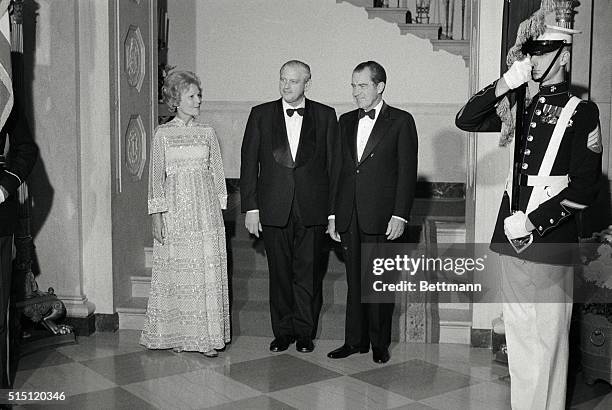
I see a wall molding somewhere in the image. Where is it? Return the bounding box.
[200,100,463,116]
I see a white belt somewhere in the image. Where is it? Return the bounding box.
[524,175,568,187]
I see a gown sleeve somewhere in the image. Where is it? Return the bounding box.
[148,126,168,214]
[209,127,227,210]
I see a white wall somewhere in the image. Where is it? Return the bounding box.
[169,0,470,180]
[194,0,468,104]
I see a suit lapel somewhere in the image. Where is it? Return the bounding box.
[359,102,391,165]
[294,99,315,168]
[345,110,358,164]
[271,99,295,168]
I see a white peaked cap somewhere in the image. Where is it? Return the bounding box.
[536,24,581,44]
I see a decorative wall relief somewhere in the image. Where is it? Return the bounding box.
[124,25,146,92]
[125,115,147,180]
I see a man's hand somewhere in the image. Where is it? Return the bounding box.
[152,213,165,245]
[386,217,405,241]
[326,218,340,242]
[502,57,532,90]
[245,211,262,238]
[504,211,532,240]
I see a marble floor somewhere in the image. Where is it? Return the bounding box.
[7,331,612,409]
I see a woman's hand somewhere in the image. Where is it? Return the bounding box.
[152,213,165,244]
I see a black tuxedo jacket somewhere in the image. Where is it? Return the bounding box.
[332,103,418,234]
[240,98,338,227]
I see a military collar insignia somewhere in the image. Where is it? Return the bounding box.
[540,81,569,96]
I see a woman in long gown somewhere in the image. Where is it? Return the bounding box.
[140,71,230,357]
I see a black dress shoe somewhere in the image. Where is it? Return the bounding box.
[296,338,314,353]
[269,336,293,352]
[372,347,390,364]
[327,344,369,359]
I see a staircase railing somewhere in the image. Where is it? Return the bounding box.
[372,0,469,40]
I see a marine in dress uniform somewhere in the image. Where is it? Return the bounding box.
[455,4,602,409]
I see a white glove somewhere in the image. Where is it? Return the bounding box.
[503,57,532,90]
[0,186,5,204]
[504,211,531,240]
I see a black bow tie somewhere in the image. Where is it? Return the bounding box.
[358,108,375,120]
[286,107,305,117]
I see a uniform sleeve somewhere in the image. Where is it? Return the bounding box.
[209,128,227,210]
[455,81,505,133]
[240,108,260,213]
[1,102,38,195]
[528,101,602,236]
[148,127,168,214]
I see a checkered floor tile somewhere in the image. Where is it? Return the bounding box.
[6,331,611,409]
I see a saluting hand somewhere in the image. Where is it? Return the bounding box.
[503,57,532,90]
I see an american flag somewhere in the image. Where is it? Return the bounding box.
[0,0,12,131]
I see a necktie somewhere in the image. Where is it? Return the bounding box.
[286,107,305,117]
[358,108,376,120]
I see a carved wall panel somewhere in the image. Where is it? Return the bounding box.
[125,114,147,180]
[124,25,146,92]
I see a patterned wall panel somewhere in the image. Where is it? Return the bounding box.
[125,114,147,180]
[124,25,146,92]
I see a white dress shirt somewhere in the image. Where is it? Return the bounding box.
[356,99,383,162]
[282,98,305,161]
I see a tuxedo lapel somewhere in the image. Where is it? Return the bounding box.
[271,99,295,168]
[294,99,315,168]
[359,102,391,164]
[344,110,358,164]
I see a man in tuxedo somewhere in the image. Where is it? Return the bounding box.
[0,98,38,391]
[327,61,418,364]
[240,60,338,353]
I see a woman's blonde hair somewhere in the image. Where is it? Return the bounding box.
[162,71,201,112]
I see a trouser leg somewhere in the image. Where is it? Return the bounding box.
[361,231,393,350]
[290,201,325,339]
[262,222,295,338]
[501,255,573,410]
[340,208,369,347]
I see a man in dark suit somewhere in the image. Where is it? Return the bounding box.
[327,61,418,364]
[240,60,338,353]
[0,98,38,390]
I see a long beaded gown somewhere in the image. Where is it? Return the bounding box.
[141,117,230,352]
